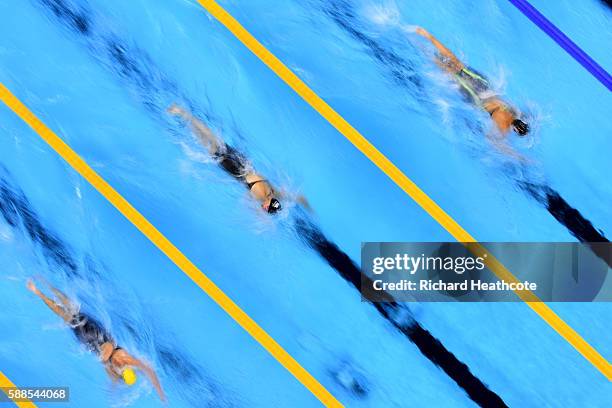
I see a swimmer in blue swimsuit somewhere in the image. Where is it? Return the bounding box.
[27,280,166,402]
[168,104,310,213]
[415,27,530,138]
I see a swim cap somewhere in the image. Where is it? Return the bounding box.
[268,198,281,214]
[512,119,529,136]
[122,368,137,386]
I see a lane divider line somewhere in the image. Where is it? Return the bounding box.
[0,83,343,407]
[507,0,612,91]
[192,0,611,380]
[0,370,37,408]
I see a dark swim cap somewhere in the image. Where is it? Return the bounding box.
[512,119,530,136]
[268,198,281,214]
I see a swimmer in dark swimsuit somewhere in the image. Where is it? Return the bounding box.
[415,27,530,142]
[26,280,166,402]
[168,104,310,213]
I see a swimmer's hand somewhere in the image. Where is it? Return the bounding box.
[26,279,40,295]
[279,190,313,213]
[511,151,534,165]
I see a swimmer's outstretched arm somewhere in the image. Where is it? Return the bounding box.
[276,190,313,212]
[168,104,222,155]
[486,132,530,163]
[415,27,464,72]
[122,354,166,402]
[26,280,72,323]
[296,195,312,212]
[105,365,121,382]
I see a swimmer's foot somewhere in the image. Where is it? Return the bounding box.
[26,279,40,295]
[415,27,430,38]
[167,104,185,116]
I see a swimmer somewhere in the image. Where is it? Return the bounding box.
[168,104,309,213]
[415,27,530,139]
[26,280,166,402]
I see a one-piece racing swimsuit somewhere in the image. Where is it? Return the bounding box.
[213,145,267,191]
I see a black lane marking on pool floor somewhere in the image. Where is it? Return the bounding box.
[34,0,507,405]
[519,182,610,267]
[296,217,508,408]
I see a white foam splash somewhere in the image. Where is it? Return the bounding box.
[400,24,419,34]
[434,98,452,125]
[0,222,13,242]
[178,140,214,164]
[516,100,547,150]
[364,1,400,28]
[489,65,508,94]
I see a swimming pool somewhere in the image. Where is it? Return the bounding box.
[0,0,610,407]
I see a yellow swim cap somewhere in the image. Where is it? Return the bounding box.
[122,368,137,386]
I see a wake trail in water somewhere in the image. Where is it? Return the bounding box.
[0,167,79,278]
[37,0,212,125]
[319,0,423,95]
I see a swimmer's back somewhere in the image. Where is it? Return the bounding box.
[70,313,113,354]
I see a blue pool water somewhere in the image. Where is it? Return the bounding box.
[0,0,610,407]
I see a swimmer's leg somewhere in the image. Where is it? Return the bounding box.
[168,104,223,155]
[416,28,464,73]
[27,281,73,323]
